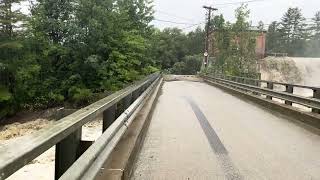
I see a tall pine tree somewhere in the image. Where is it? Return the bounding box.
[279,7,308,56]
[0,0,26,39]
[266,21,282,53]
[311,11,320,40]
[306,11,320,57]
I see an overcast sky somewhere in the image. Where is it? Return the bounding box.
[151,0,320,31]
[18,0,319,32]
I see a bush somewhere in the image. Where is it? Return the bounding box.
[171,55,202,75]
[68,87,93,107]
[48,92,65,105]
[172,62,186,75]
[0,86,14,119]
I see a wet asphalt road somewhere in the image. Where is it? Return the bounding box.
[130,81,320,180]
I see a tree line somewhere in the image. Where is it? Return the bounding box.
[206,5,259,78]
[0,0,204,119]
[266,8,320,57]
[207,6,320,77]
[2,1,318,119]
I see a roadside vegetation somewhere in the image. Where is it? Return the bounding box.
[205,5,259,77]
[266,8,320,57]
[1,0,319,120]
[0,0,204,119]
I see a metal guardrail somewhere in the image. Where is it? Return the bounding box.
[0,73,161,180]
[203,74,320,113]
[215,74,320,90]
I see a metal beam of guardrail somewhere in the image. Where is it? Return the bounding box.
[59,75,162,180]
[0,73,161,180]
[215,74,320,90]
[203,75,320,113]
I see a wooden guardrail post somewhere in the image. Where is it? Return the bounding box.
[312,88,320,113]
[266,82,274,100]
[285,85,294,106]
[55,129,82,180]
[103,105,117,131]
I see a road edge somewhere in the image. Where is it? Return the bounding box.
[96,78,164,180]
[204,79,320,132]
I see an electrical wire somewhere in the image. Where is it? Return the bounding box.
[214,0,266,6]
[156,10,198,22]
[181,22,206,30]
[153,18,201,25]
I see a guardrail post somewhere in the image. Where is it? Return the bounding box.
[257,80,261,88]
[132,89,140,103]
[255,80,259,87]
[252,80,260,96]
[116,93,133,117]
[236,77,240,83]
[241,78,245,84]
[285,85,294,106]
[266,82,274,100]
[312,88,320,113]
[243,78,247,85]
[55,129,82,180]
[103,104,116,131]
[124,93,133,109]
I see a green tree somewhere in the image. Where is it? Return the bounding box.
[171,55,202,75]
[306,11,320,57]
[0,0,27,118]
[30,0,74,43]
[150,28,188,69]
[209,4,258,76]
[185,27,205,56]
[0,0,160,119]
[279,7,308,56]
[231,4,257,75]
[311,11,320,40]
[266,21,282,53]
[0,0,26,39]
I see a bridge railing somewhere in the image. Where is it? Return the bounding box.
[202,74,320,113]
[0,73,161,180]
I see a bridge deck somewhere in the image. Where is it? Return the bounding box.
[130,81,320,180]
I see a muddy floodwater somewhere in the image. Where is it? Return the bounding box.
[261,57,320,96]
[0,118,102,180]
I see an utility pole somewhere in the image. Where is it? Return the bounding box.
[203,6,218,68]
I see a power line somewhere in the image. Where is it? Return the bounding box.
[215,0,265,6]
[156,10,197,22]
[153,18,201,25]
[181,22,205,30]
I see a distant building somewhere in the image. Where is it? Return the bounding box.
[208,29,267,60]
[255,31,266,59]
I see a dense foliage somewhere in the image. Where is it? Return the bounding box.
[206,5,259,77]
[3,1,316,119]
[0,0,159,118]
[150,27,205,72]
[266,8,320,57]
[0,0,204,119]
